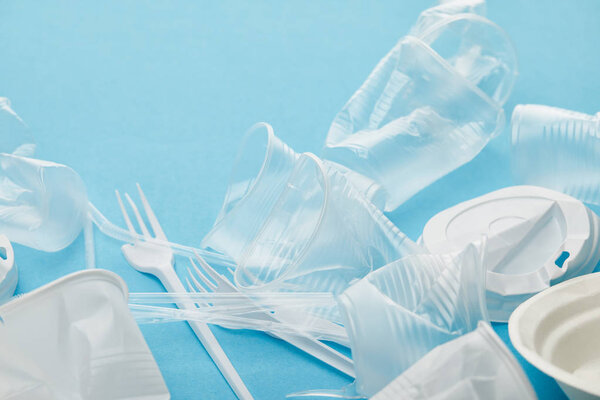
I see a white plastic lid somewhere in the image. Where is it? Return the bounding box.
[421,185,600,321]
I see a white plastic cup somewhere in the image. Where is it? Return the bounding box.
[511,104,600,205]
[0,269,169,399]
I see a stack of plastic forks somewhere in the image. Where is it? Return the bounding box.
[114,184,253,400]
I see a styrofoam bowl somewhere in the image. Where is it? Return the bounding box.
[509,273,600,399]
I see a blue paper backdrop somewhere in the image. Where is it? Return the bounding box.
[1,1,599,398]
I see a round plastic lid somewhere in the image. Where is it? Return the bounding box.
[421,186,600,321]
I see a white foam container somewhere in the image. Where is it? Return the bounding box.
[509,272,600,399]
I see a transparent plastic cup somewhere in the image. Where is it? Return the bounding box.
[415,13,517,105]
[0,154,88,252]
[337,244,488,397]
[409,0,486,38]
[323,8,516,211]
[201,123,299,261]
[373,322,536,400]
[511,104,600,205]
[234,153,420,296]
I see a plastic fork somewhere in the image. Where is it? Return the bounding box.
[184,254,355,377]
[88,201,236,267]
[116,184,253,400]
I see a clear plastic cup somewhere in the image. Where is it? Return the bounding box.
[322,4,517,211]
[234,153,420,296]
[0,154,88,252]
[323,35,508,211]
[201,122,299,260]
[511,104,600,205]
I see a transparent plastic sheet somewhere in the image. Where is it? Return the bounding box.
[336,244,488,398]
[322,1,517,211]
[0,269,169,399]
[511,104,600,205]
[372,322,537,400]
[234,153,421,300]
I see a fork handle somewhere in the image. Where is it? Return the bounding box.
[158,269,254,400]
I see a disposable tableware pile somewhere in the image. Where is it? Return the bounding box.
[0,1,599,399]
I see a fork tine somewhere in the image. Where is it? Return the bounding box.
[193,251,228,285]
[116,190,137,236]
[189,257,217,291]
[187,270,211,296]
[185,276,206,294]
[184,276,194,292]
[124,192,152,238]
[136,183,168,241]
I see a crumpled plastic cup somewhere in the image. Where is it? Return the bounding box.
[511,104,600,205]
[0,269,169,399]
[234,153,420,296]
[337,244,488,397]
[0,153,88,252]
[372,322,537,400]
[0,98,88,253]
[323,1,517,211]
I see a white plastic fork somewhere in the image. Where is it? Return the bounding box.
[116,184,253,400]
[185,254,355,378]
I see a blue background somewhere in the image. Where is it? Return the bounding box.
[2,1,600,398]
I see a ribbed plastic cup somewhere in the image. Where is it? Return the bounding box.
[234,153,420,296]
[372,322,536,400]
[201,122,299,261]
[511,104,600,205]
